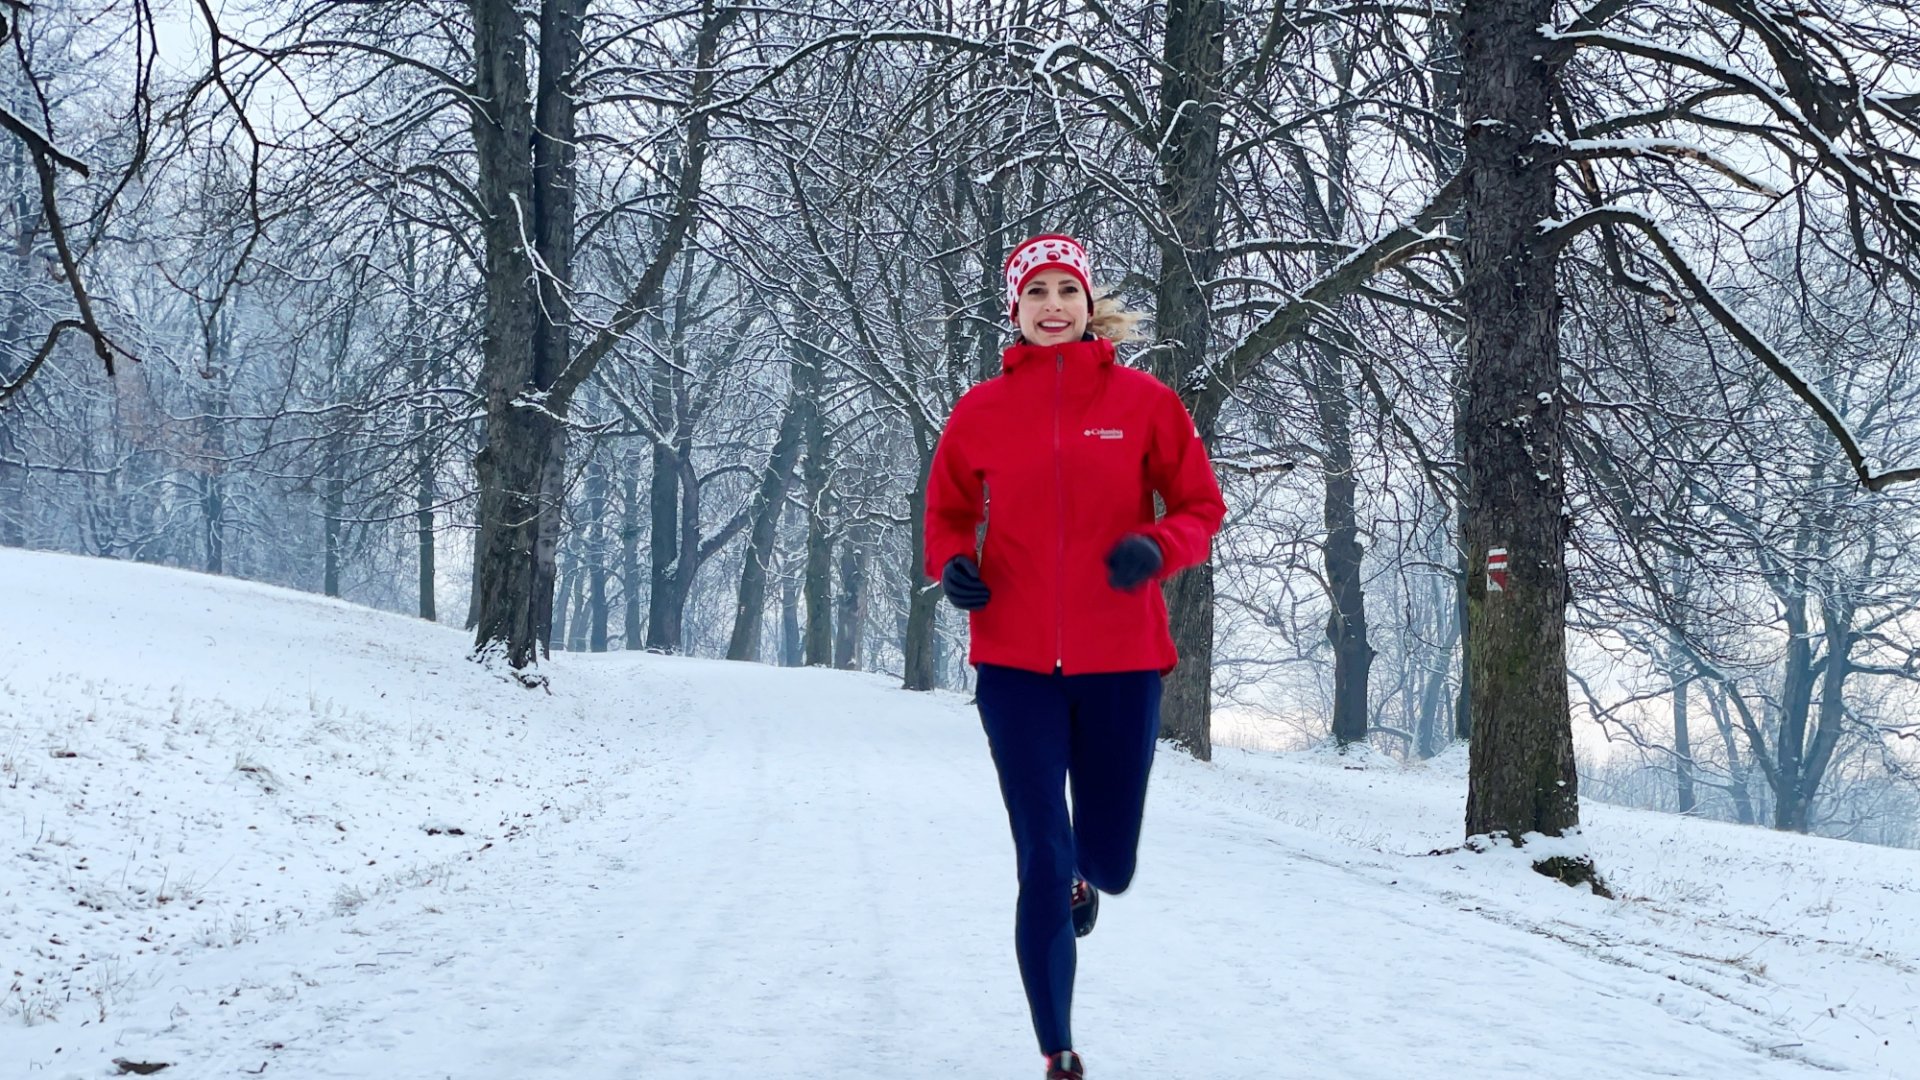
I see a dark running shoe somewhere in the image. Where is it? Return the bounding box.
[1070,876,1098,938]
[1045,1050,1086,1079]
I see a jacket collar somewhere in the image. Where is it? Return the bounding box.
[1001,334,1116,374]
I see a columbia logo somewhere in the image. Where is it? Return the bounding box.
[1083,428,1124,440]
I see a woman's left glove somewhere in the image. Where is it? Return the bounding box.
[1105,534,1162,592]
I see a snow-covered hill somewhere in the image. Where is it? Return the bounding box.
[2,548,1916,1079]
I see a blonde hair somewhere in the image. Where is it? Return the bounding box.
[1089,288,1144,344]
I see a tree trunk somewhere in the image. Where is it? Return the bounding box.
[1458,0,1590,879]
[1416,563,1460,758]
[800,362,833,667]
[1452,373,1473,744]
[323,437,346,598]
[566,558,591,653]
[1671,669,1696,815]
[1773,591,1815,830]
[585,454,610,652]
[834,529,868,670]
[727,382,807,662]
[1786,601,1853,832]
[467,0,581,669]
[414,406,436,621]
[902,438,939,691]
[1704,683,1757,825]
[550,563,577,653]
[621,449,644,648]
[780,561,804,668]
[646,436,682,650]
[1151,0,1227,760]
[1433,12,1471,748]
[1314,338,1372,748]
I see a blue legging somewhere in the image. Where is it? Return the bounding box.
[976,663,1162,1056]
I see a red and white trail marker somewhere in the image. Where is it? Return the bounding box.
[1487,547,1509,593]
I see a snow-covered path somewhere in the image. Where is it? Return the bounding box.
[4,550,1917,1078]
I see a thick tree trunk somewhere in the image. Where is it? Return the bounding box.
[902,438,939,691]
[467,0,580,669]
[1458,0,1591,884]
[1161,563,1215,759]
[1772,592,1815,830]
[645,436,682,650]
[1152,0,1226,759]
[1782,604,1851,832]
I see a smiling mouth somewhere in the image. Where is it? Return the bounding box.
[1038,321,1073,333]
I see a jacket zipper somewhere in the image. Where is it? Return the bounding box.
[1054,351,1065,672]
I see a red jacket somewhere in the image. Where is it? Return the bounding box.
[924,337,1227,675]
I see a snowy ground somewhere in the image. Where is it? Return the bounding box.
[3,549,1917,1079]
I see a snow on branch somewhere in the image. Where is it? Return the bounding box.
[1541,206,1920,492]
[1197,171,1463,414]
[0,103,129,404]
[0,105,88,177]
[1549,28,1920,276]
[1551,135,1783,197]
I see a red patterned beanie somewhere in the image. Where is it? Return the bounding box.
[1003,234,1093,321]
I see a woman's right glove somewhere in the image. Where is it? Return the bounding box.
[940,555,991,611]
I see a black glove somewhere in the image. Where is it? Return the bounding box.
[1105,534,1163,592]
[941,555,991,611]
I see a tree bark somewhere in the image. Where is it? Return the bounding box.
[413,395,436,620]
[1416,561,1460,758]
[621,449,644,648]
[1773,591,1815,830]
[585,453,610,652]
[834,528,868,670]
[1314,337,1372,748]
[780,560,804,668]
[646,429,681,650]
[902,437,939,691]
[1151,0,1227,759]
[1671,668,1696,815]
[467,0,580,668]
[323,435,346,598]
[1458,0,1589,871]
[1703,682,1757,825]
[799,354,833,667]
[727,381,807,661]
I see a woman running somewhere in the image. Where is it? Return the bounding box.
[924,233,1227,1080]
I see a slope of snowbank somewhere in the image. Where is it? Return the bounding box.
[2,548,1916,1079]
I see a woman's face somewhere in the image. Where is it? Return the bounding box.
[1017,270,1091,346]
